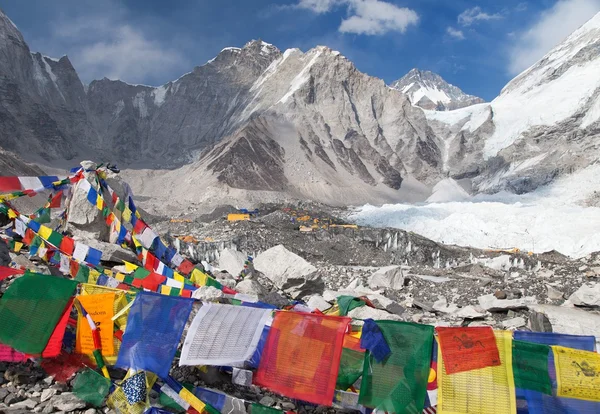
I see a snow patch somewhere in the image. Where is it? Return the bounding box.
[132,92,148,118]
[279,50,322,104]
[113,100,125,117]
[152,85,168,107]
[221,47,241,53]
[411,85,451,105]
[581,96,600,128]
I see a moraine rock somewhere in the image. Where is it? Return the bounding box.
[501,317,526,330]
[253,245,324,299]
[235,279,267,297]
[546,285,565,301]
[191,286,224,301]
[218,248,247,277]
[432,296,459,314]
[478,294,537,312]
[306,295,332,312]
[454,305,487,319]
[40,388,57,403]
[368,266,405,290]
[47,392,86,412]
[528,304,600,339]
[348,305,402,321]
[568,283,600,307]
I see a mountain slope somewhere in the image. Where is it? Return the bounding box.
[425,11,600,194]
[391,69,484,111]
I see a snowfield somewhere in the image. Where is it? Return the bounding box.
[349,166,600,258]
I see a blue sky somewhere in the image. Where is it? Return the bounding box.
[3,0,600,100]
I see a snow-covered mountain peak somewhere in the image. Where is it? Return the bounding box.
[391,68,484,111]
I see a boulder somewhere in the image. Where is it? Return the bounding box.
[501,316,526,329]
[433,296,459,314]
[48,392,86,412]
[191,286,224,301]
[218,248,246,276]
[348,306,402,321]
[478,294,537,312]
[366,293,405,316]
[528,304,600,342]
[546,285,565,300]
[306,295,332,312]
[568,283,600,307]
[40,388,56,403]
[65,162,109,241]
[235,279,267,297]
[369,266,405,290]
[253,245,324,299]
[454,305,487,319]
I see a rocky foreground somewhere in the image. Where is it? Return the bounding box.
[1,203,600,413]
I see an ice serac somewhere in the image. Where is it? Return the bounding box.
[391,69,485,111]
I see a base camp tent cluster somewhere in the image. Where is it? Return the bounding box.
[0,163,598,414]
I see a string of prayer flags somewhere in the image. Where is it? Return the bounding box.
[0,272,78,355]
[255,312,350,406]
[513,330,599,414]
[72,367,113,407]
[116,292,194,378]
[436,326,501,374]
[437,330,516,414]
[0,175,62,193]
[180,303,271,367]
[512,340,552,395]
[552,346,600,402]
[358,321,434,414]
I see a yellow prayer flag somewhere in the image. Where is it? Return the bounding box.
[160,285,172,295]
[38,225,53,241]
[438,330,516,414]
[173,272,185,283]
[122,208,132,222]
[123,261,138,272]
[553,346,600,402]
[7,209,17,219]
[76,293,116,357]
[14,241,23,253]
[96,194,103,210]
[190,268,208,286]
[89,269,100,284]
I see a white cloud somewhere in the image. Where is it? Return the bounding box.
[508,0,600,74]
[295,0,419,35]
[446,27,465,40]
[40,3,188,85]
[296,0,343,13]
[458,6,503,26]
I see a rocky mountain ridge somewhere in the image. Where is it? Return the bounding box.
[0,8,599,209]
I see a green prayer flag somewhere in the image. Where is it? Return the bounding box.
[0,273,77,354]
[337,348,365,390]
[34,208,51,224]
[115,199,125,213]
[75,266,90,283]
[512,340,552,395]
[133,267,151,279]
[47,230,63,248]
[72,368,112,407]
[251,403,283,414]
[337,296,366,316]
[358,321,433,414]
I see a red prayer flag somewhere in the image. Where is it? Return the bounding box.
[178,259,194,275]
[140,272,167,291]
[0,344,28,362]
[0,266,25,282]
[41,352,90,383]
[0,177,22,192]
[23,228,34,245]
[60,237,75,255]
[255,312,350,406]
[435,326,501,374]
[48,191,63,208]
[42,298,74,358]
[133,219,146,235]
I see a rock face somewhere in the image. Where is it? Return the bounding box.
[253,245,324,298]
[391,68,485,111]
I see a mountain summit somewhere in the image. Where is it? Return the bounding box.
[391,68,484,111]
